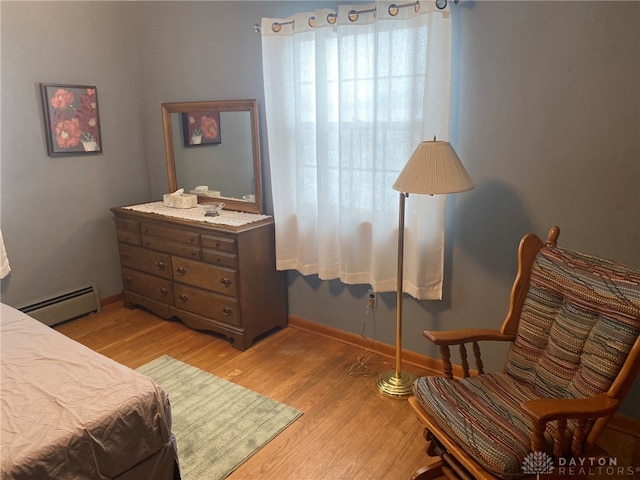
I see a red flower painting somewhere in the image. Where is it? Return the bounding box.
[41,83,102,156]
[182,111,221,147]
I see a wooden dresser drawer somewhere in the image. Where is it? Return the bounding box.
[118,243,172,279]
[122,268,173,304]
[174,284,240,326]
[141,222,200,245]
[201,235,237,254]
[115,218,142,245]
[172,256,238,296]
[116,230,142,246]
[142,236,201,259]
[201,250,237,269]
[115,217,140,233]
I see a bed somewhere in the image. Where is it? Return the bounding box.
[0,303,180,479]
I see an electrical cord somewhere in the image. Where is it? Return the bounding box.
[345,301,392,377]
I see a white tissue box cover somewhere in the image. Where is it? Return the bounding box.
[163,193,197,209]
[190,189,221,198]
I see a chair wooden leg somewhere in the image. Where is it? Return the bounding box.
[415,429,477,480]
[411,430,449,479]
[411,459,444,480]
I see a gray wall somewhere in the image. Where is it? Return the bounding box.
[1,2,149,307]
[1,2,638,417]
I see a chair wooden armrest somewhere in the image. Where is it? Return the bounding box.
[424,329,516,345]
[423,329,516,379]
[522,394,620,457]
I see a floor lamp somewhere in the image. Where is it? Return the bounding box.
[376,139,475,398]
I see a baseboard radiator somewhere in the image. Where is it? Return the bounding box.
[18,283,101,326]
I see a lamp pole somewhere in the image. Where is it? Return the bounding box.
[376,191,416,398]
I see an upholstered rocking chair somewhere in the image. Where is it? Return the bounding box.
[409,227,640,480]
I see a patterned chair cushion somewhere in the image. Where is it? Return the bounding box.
[506,245,640,399]
[413,245,640,479]
[414,373,554,479]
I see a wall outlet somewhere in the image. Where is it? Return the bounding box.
[367,289,377,308]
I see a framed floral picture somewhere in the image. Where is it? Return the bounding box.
[181,111,221,147]
[40,83,102,156]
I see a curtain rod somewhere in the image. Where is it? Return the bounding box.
[254,0,457,33]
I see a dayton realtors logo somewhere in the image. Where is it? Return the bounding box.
[522,452,640,478]
[522,452,554,479]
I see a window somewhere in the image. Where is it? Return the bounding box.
[261,2,453,299]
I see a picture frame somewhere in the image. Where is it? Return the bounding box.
[40,83,102,156]
[182,111,221,147]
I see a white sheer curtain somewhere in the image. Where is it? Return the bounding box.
[261,1,453,299]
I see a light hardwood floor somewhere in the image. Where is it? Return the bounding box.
[55,304,640,480]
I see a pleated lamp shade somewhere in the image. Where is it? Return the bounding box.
[393,140,474,195]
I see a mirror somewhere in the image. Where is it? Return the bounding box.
[162,99,263,214]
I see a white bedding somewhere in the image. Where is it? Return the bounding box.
[0,303,178,479]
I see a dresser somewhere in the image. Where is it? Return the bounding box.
[111,203,287,350]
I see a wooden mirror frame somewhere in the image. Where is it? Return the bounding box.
[162,99,264,214]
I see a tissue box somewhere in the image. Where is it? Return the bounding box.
[163,193,197,209]
[190,189,221,198]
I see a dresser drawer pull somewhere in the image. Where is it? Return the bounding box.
[221,306,233,316]
[176,266,187,275]
[124,276,133,285]
[155,261,166,270]
[219,277,232,288]
[159,287,169,297]
[178,294,188,303]
[121,252,130,260]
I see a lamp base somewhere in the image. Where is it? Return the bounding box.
[376,370,417,398]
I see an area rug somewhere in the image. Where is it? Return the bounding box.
[137,355,302,480]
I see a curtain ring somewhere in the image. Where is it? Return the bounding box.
[327,12,337,24]
[389,1,420,16]
[308,16,316,27]
[435,0,447,9]
[272,20,295,33]
[348,10,359,22]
